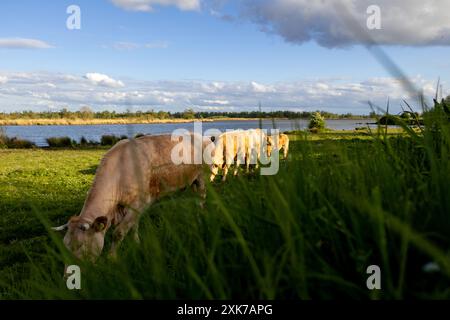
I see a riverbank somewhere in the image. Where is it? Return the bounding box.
[0,117,374,126]
[0,117,264,126]
[1,126,404,149]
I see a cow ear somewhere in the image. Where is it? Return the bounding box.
[92,216,108,232]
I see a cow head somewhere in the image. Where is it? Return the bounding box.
[53,216,108,261]
[266,134,281,157]
[201,135,220,181]
[208,141,224,181]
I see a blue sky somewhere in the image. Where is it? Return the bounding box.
[0,0,449,114]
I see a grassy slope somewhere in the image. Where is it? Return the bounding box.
[0,131,449,299]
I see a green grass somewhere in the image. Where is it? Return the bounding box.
[0,148,105,298]
[0,128,449,299]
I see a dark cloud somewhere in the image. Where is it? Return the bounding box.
[239,0,450,48]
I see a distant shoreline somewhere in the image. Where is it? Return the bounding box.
[0,117,258,126]
[0,117,371,126]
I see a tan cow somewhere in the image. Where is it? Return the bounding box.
[209,129,269,181]
[53,134,212,260]
[210,130,247,181]
[245,128,267,171]
[267,133,289,159]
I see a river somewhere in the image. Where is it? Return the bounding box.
[3,119,376,147]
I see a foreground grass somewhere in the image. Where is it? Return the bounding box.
[0,148,105,299]
[0,130,449,299]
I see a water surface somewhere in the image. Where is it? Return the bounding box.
[3,119,376,147]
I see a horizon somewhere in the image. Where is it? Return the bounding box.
[0,107,396,117]
[1,1,449,114]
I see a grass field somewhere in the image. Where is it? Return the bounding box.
[0,127,449,299]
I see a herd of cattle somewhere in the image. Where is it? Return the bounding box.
[209,129,289,182]
[53,129,289,261]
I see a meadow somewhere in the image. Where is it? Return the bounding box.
[0,122,449,299]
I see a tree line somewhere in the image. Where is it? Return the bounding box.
[0,107,372,120]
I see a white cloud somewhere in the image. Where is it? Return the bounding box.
[316,83,329,91]
[250,81,275,93]
[144,41,170,49]
[110,0,200,12]
[0,76,7,84]
[84,73,125,88]
[0,38,53,49]
[239,0,450,47]
[113,42,141,50]
[42,83,57,89]
[112,41,169,50]
[203,99,230,105]
[0,71,440,114]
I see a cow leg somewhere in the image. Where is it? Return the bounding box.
[109,207,141,258]
[194,174,206,208]
[132,218,141,244]
[210,165,219,182]
[245,144,253,173]
[222,164,229,181]
[246,152,250,173]
[283,145,289,159]
[234,157,242,176]
[254,149,260,169]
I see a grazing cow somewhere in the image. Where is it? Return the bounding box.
[267,133,289,159]
[52,134,212,260]
[245,128,267,172]
[209,129,268,181]
[210,130,247,181]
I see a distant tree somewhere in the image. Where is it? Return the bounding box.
[309,112,326,131]
[80,106,94,119]
[182,108,196,119]
[156,111,168,119]
[59,108,70,119]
